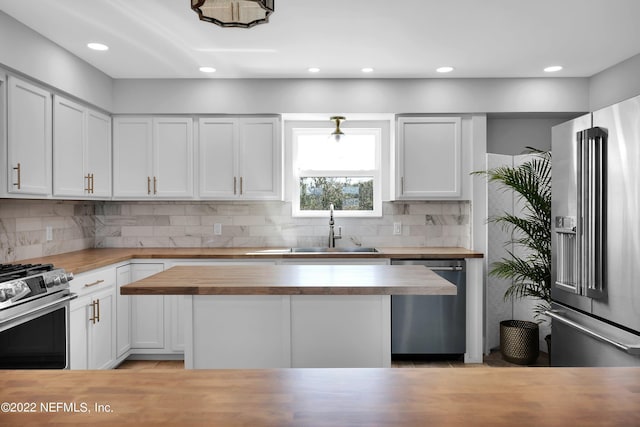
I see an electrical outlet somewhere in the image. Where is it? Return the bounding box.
[46,226,53,241]
[213,223,222,235]
[393,222,402,235]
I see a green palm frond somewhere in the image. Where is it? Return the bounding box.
[474,148,552,320]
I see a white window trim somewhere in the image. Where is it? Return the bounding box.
[292,127,382,217]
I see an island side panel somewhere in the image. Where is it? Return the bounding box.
[290,295,391,368]
[188,295,292,369]
[465,258,483,363]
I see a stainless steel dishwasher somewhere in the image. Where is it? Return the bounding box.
[391,259,465,356]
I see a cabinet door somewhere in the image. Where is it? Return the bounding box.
[238,118,280,200]
[53,96,85,197]
[169,295,185,352]
[153,117,193,198]
[397,117,461,198]
[69,296,89,370]
[88,287,116,370]
[116,264,132,358]
[198,118,237,198]
[86,109,112,198]
[130,263,165,349]
[7,76,52,196]
[113,117,153,197]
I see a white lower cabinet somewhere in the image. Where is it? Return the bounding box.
[69,266,117,370]
[129,263,166,350]
[116,264,131,358]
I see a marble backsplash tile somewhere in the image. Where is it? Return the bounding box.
[94,201,471,249]
[0,199,96,263]
[0,199,471,262]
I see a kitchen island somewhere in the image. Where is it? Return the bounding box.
[121,264,456,369]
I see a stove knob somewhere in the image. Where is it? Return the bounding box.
[65,273,74,282]
[60,274,68,284]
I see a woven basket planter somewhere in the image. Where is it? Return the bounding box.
[500,320,539,365]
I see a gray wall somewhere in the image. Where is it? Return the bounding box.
[113,78,590,115]
[486,116,575,155]
[0,11,113,111]
[590,53,640,111]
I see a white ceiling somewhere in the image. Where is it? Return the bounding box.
[1,0,640,79]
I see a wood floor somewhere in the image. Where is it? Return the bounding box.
[116,350,549,369]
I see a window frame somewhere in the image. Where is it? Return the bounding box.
[291,127,382,217]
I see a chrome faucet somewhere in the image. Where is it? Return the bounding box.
[328,203,342,248]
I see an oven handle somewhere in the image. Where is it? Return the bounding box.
[1,294,77,324]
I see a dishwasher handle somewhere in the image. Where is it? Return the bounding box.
[428,266,464,272]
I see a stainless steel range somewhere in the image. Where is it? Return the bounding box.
[0,263,75,369]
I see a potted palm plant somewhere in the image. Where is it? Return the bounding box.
[476,148,552,365]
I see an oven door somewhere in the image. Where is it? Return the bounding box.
[0,294,75,369]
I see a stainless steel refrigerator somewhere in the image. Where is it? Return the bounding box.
[550,95,640,366]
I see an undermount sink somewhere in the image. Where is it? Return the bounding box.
[290,247,378,253]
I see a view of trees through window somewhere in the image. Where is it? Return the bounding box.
[299,177,374,211]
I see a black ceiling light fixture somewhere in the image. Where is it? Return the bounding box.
[191,0,274,28]
[330,116,346,142]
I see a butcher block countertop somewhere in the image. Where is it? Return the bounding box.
[120,264,457,295]
[17,247,483,275]
[0,368,638,427]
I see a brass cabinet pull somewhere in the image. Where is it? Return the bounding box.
[85,174,91,193]
[96,298,100,323]
[233,177,237,195]
[13,163,21,189]
[153,176,157,195]
[89,300,98,324]
[401,176,404,195]
[147,176,151,195]
[84,279,104,288]
[90,173,95,194]
[240,176,243,195]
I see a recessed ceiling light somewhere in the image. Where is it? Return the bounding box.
[436,66,454,73]
[199,67,217,73]
[361,67,374,73]
[308,67,320,73]
[87,43,109,51]
[544,65,563,73]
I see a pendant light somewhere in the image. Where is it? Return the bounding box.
[330,116,346,142]
[191,0,274,28]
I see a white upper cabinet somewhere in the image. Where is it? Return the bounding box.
[153,117,194,198]
[198,117,281,200]
[6,76,52,196]
[113,116,193,199]
[113,117,152,198]
[396,116,462,199]
[53,95,111,198]
[86,110,112,197]
[199,118,236,198]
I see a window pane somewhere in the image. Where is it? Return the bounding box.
[297,134,376,170]
[299,177,374,211]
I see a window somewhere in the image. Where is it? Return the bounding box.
[292,128,382,217]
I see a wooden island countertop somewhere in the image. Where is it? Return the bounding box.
[120,264,457,296]
[0,367,638,427]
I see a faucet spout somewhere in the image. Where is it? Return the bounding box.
[328,204,342,248]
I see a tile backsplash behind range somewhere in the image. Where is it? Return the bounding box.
[94,201,470,249]
[0,199,470,262]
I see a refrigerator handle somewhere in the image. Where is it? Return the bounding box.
[545,310,640,355]
[576,128,607,299]
[576,130,587,295]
